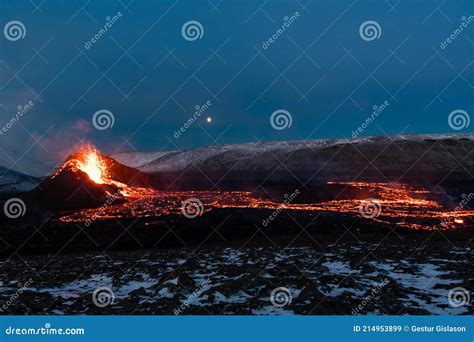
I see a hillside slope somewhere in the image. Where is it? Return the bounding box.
[112,134,474,190]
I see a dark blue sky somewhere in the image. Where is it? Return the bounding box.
[0,0,472,174]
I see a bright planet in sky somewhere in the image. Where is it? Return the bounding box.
[206,117,212,123]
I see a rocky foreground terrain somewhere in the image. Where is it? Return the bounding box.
[0,240,472,315]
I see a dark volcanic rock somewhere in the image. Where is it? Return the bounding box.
[32,161,120,211]
[27,151,149,211]
[1,242,472,315]
[0,207,471,257]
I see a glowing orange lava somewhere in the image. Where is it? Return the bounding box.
[76,151,107,184]
[58,180,474,231]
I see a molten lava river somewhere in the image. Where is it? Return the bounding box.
[57,150,474,231]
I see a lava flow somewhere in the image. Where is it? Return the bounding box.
[55,149,474,231]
